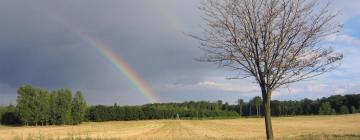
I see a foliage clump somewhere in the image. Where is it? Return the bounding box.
[2,85,86,126]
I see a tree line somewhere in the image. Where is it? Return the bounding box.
[1,85,360,125]
[86,101,239,122]
[230,94,360,116]
[0,85,86,126]
[86,93,360,122]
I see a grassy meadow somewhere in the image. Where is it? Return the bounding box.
[1,114,360,140]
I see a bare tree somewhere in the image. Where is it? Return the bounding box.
[194,0,342,139]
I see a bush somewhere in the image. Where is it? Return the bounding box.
[1,111,21,125]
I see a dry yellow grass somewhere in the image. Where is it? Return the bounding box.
[1,114,360,140]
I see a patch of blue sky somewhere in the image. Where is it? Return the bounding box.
[343,15,360,38]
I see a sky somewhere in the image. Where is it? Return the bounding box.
[0,0,360,105]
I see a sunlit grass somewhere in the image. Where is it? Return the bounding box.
[2,114,360,140]
[9,134,360,140]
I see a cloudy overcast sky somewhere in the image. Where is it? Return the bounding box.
[0,0,360,105]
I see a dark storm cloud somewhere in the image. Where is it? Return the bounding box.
[0,0,217,105]
[1,0,357,105]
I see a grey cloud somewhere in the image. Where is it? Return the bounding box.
[0,0,214,105]
[0,0,359,105]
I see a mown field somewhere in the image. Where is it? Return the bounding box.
[1,114,360,140]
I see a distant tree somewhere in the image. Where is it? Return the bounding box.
[339,105,349,114]
[223,102,229,110]
[253,96,262,117]
[301,99,313,115]
[216,100,223,111]
[351,106,358,114]
[1,112,21,125]
[71,91,87,125]
[249,100,253,116]
[328,95,347,113]
[237,99,244,116]
[319,102,333,115]
[270,100,280,116]
[0,105,21,125]
[345,95,360,112]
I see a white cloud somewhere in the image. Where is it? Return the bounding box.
[197,80,259,93]
[308,84,328,93]
[334,87,347,95]
[272,86,305,97]
[325,34,360,46]
[166,76,260,94]
[332,83,360,95]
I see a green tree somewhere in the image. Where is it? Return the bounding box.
[351,106,358,113]
[319,102,333,115]
[253,96,262,117]
[16,85,36,126]
[216,100,222,111]
[38,89,50,125]
[328,95,347,113]
[0,105,21,125]
[16,85,51,126]
[52,89,73,125]
[339,105,349,114]
[249,101,253,116]
[302,99,313,115]
[71,91,87,125]
[237,99,244,116]
[49,92,58,125]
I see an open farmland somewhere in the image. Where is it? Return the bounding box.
[0,114,360,140]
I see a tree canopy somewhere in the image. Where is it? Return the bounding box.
[13,85,87,126]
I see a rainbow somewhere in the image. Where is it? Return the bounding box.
[51,15,158,103]
[81,32,157,103]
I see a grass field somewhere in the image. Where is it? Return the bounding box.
[1,114,360,140]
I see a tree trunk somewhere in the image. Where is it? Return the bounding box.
[256,105,258,117]
[249,105,252,116]
[239,105,242,116]
[262,90,274,140]
[259,105,261,117]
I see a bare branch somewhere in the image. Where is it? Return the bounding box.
[192,0,342,92]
